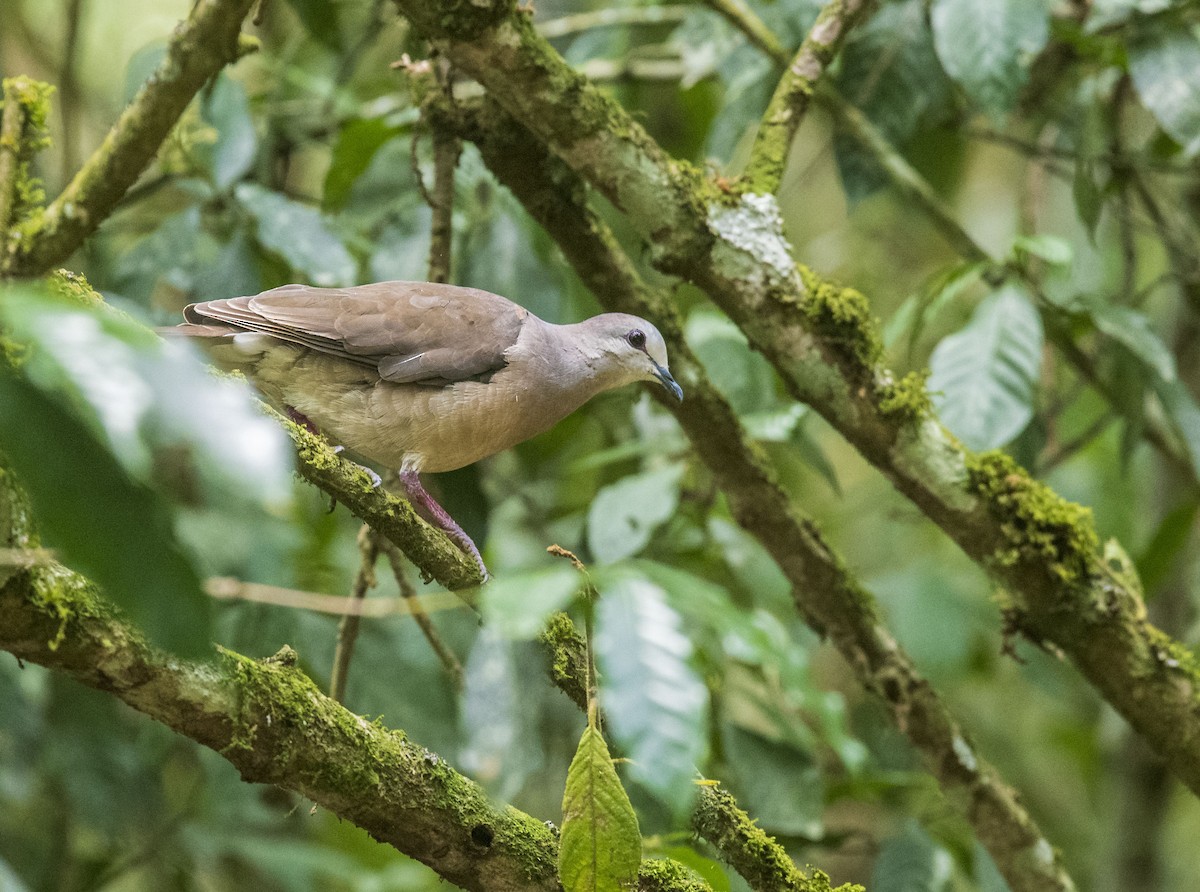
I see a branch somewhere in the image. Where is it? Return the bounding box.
[0,77,53,238]
[743,0,875,193]
[2,0,260,278]
[393,1,1200,801]
[424,91,1076,892]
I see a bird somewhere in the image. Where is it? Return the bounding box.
[172,280,683,578]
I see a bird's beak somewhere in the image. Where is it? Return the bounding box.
[653,362,684,401]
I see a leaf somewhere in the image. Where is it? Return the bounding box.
[0,367,210,657]
[480,565,581,639]
[1138,498,1200,597]
[595,575,709,815]
[199,75,257,189]
[459,628,533,799]
[586,464,685,564]
[1129,21,1200,157]
[871,821,952,892]
[1013,234,1073,267]
[324,119,401,211]
[931,0,1051,116]
[0,284,296,655]
[722,725,823,837]
[884,261,984,357]
[559,725,641,892]
[1088,0,1172,31]
[235,182,357,286]
[1153,378,1200,484]
[1087,302,1176,381]
[928,284,1044,450]
[1073,158,1105,239]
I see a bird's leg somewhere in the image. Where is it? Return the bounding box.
[398,470,489,581]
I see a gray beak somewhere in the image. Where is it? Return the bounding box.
[653,362,684,401]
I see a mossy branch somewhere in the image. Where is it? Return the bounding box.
[394,0,1200,803]
[425,92,1075,892]
[742,0,876,194]
[0,77,53,238]
[3,0,260,278]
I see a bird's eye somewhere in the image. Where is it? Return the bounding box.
[626,329,646,350]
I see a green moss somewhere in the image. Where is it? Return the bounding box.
[29,564,113,651]
[878,369,932,420]
[48,269,104,308]
[795,264,882,378]
[1,76,55,226]
[965,451,1099,586]
[1144,626,1200,678]
[637,858,711,892]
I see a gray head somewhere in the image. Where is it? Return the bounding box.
[572,313,683,401]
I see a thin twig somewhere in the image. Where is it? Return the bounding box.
[538,5,689,40]
[381,540,464,689]
[330,524,383,703]
[426,118,460,284]
[0,79,32,236]
[1038,411,1116,474]
[205,575,471,617]
[701,0,788,65]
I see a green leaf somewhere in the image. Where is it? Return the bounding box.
[235,182,356,286]
[1088,302,1176,381]
[884,261,984,357]
[324,119,401,211]
[931,0,1051,116]
[198,75,257,189]
[559,725,641,892]
[1014,233,1073,267]
[0,366,210,657]
[871,821,951,891]
[1088,0,1172,31]
[459,628,532,799]
[722,725,823,837]
[1130,21,1200,157]
[586,464,685,564]
[1153,378,1200,485]
[1136,498,1198,596]
[594,575,709,815]
[928,283,1043,450]
[1073,158,1105,239]
[480,565,581,639]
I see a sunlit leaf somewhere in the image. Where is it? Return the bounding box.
[928,284,1043,450]
[594,575,709,815]
[559,724,641,892]
[586,464,685,564]
[931,0,1051,116]
[235,182,357,287]
[480,565,581,639]
[1130,20,1200,157]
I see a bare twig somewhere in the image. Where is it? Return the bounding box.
[330,524,384,703]
[702,0,788,66]
[206,575,470,617]
[538,5,689,40]
[426,119,460,284]
[381,540,464,689]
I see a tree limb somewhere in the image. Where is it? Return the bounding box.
[391,0,1200,801]
[2,0,260,277]
[426,92,1076,892]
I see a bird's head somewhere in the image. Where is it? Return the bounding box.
[579,313,683,401]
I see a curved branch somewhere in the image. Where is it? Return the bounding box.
[427,92,1076,892]
[3,0,260,277]
[392,0,1200,802]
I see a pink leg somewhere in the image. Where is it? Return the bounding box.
[399,470,489,580]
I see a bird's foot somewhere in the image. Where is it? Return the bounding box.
[399,470,489,581]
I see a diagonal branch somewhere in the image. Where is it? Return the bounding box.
[2,0,260,278]
[425,90,1077,892]
[743,0,876,193]
[391,0,1200,802]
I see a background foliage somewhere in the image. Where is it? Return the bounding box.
[3,0,1200,889]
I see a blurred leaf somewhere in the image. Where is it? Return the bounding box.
[199,75,257,189]
[586,464,685,564]
[595,576,709,815]
[643,849,729,892]
[559,724,641,892]
[1129,20,1200,157]
[885,261,984,355]
[972,840,1013,892]
[1073,158,1105,239]
[871,821,952,891]
[283,0,343,49]
[1088,302,1176,381]
[480,565,581,639]
[123,42,167,105]
[928,283,1043,450]
[460,628,536,799]
[722,725,823,837]
[0,856,28,892]
[324,118,402,211]
[369,214,433,283]
[1014,233,1073,267]
[235,182,357,286]
[835,0,957,199]
[1088,0,1173,31]
[931,0,1051,117]
[1153,378,1200,486]
[0,364,209,656]
[1136,498,1197,595]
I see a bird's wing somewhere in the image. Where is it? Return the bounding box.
[184,281,529,385]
